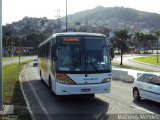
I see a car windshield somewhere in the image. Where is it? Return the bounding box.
[56,36,111,72]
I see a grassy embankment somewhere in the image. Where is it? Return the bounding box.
[133,56,160,66]
[112,56,160,72]
[2,61,32,120]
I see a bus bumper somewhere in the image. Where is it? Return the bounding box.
[55,82,111,95]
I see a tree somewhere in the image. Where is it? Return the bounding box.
[134,32,149,53]
[134,32,142,53]
[114,29,130,65]
[145,34,157,53]
[134,32,154,53]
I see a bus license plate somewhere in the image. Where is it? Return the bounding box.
[81,88,90,92]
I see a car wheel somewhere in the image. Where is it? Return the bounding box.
[133,88,141,101]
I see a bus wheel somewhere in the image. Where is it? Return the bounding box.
[49,77,52,92]
[40,71,43,82]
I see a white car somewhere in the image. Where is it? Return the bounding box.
[32,59,38,67]
[133,73,160,103]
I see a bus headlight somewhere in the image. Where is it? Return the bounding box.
[56,79,76,85]
[101,78,111,83]
[56,73,76,85]
[56,79,69,84]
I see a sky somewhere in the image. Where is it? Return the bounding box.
[2,0,160,25]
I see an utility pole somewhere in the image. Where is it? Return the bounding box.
[66,0,68,32]
[19,35,25,67]
[0,0,3,111]
[55,9,61,33]
[157,39,159,63]
[156,30,160,63]
[11,41,14,59]
[19,39,21,67]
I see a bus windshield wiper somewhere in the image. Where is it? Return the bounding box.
[74,57,82,70]
[86,52,97,72]
[90,58,97,71]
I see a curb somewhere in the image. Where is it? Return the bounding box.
[19,64,35,120]
[129,59,160,68]
[20,63,53,120]
[24,66,52,120]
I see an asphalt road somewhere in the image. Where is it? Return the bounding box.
[20,63,160,120]
[112,55,160,71]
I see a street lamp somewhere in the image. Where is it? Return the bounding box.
[0,0,3,111]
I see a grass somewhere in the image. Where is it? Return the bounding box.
[133,56,160,66]
[112,61,160,72]
[2,61,32,120]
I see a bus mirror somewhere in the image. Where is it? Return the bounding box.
[110,48,114,60]
[53,56,57,61]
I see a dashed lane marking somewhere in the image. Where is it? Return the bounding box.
[130,105,156,114]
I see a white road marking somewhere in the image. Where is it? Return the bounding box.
[97,94,157,114]
[130,105,156,114]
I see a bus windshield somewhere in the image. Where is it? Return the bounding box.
[56,36,111,72]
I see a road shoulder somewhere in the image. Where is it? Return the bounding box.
[19,64,51,120]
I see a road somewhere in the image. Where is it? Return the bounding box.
[112,55,160,71]
[20,63,160,120]
[2,56,37,66]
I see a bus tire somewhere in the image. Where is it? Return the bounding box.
[40,70,43,82]
[49,76,52,92]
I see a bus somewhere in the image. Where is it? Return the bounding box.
[38,32,113,95]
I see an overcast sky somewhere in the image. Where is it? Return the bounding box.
[2,0,160,25]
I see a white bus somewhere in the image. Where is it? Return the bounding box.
[38,32,112,95]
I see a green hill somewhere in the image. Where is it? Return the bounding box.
[63,6,160,28]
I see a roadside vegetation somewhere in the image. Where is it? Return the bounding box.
[3,61,31,120]
[133,56,160,66]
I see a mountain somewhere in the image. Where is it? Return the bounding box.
[3,6,160,36]
[65,6,160,29]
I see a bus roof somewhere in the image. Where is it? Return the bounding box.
[52,32,106,37]
[39,32,106,47]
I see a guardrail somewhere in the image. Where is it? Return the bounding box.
[111,68,144,83]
